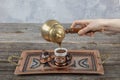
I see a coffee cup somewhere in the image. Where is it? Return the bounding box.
[54,48,68,66]
[54,48,67,57]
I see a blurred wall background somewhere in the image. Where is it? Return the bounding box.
[0,0,120,23]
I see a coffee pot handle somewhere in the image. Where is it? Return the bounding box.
[65,28,101,34]
[65,28,83,33]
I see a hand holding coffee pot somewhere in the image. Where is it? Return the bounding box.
[40,20,83,47]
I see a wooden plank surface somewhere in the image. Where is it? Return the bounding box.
[0,23,120,80]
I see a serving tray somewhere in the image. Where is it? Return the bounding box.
[14,50,104,75]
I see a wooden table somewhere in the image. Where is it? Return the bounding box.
[0,23,120,80]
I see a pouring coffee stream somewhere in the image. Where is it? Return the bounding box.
[40,20,83,47]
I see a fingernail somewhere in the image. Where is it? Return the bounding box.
[78,32,81,36]
[78,33,84,36]
[91,34,94,37]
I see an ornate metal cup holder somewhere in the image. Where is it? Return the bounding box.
[48,55,73,69]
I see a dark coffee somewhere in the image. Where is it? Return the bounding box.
[56,49,66,53]
[57,42,62,48]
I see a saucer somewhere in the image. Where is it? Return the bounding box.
[48,56,73,69]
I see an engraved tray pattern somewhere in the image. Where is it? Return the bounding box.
[14,50,104,75]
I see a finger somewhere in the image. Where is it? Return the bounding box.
[90,32,95,37]
[71,21,81,28]
[101,27,105,33]
[78,27,91,36]
[71,20,91,28]
[85,33,92,36]
[85,32,94,36]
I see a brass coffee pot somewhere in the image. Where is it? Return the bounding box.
[40,20,82,44]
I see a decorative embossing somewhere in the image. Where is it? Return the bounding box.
[30,58,40,69]
[78,58,89,68]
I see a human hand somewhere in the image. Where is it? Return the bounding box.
[71,19,106,36]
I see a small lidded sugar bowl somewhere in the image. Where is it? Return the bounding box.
[40,50,51,63]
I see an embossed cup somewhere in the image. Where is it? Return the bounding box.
[54,48,68,66]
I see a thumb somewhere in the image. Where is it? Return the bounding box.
[78,27,91,35]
